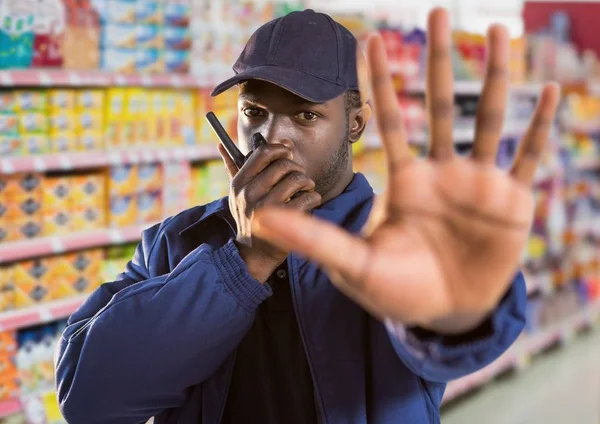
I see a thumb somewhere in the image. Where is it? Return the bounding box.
[252,207,371,282]
[218,144,239,179]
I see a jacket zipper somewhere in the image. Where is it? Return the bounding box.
[288,255,327,424]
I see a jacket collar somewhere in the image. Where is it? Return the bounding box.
[179,173,374,235]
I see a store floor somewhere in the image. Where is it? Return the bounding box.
[441,328,600,424]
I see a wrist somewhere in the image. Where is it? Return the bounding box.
[236,241,284,283]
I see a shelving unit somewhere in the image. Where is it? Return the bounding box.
[0,145,219,175]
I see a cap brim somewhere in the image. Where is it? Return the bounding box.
[210,66,348,103]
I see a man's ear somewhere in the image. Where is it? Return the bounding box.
[349,103,372,143]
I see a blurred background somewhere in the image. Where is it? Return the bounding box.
[0,0,597,423]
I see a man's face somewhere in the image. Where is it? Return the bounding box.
[237,80,351,197]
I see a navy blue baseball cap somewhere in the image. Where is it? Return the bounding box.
[211,9,361,103]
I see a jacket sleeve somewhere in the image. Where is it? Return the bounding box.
[385,272,527,383]
[55,220,271,424]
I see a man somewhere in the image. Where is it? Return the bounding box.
[56,8,559,424]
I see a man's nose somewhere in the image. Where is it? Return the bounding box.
[263,120,294,151]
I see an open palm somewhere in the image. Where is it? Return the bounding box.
[252,8,560,332]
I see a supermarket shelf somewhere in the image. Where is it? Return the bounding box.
[0,295,88,333]
[0,70,208,88]
[0,145,220,174]
[0,222,157,264]
[442,299,600,403]
[0,398,21,419]
[404,80,544,96]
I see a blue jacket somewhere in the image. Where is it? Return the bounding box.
[55,173,526,424]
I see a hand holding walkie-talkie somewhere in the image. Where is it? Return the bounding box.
[206,110,322,282]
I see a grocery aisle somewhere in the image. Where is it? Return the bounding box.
[442,329,600,424]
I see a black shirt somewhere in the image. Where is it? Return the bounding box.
[221,263,319,423]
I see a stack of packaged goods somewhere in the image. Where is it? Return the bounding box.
[15,91,49,157]
[76,90,105,151]
[0,2,36,69]
[0,174,43,243]
[63,0,102,70]
[191,160,229,206]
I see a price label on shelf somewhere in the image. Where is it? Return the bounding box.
[114,74,127,86]
[39,307,53,323]
[108,152,122,166]
[50,237,65,254]
[58,155,73,170]
[108,229,125,244]
[0,72,14,86]
[68,72,83,86]
[38,71,52,86]
[141,74,152,86]
[0,159,15,174]
[33,157,47,172]
[171,75,183,88]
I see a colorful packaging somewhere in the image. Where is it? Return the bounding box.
[0,331,16,355]
[135,48,164,73]
[102,23,137,48]
[15,91,48,112]
[0,93,16,113]
[105,0,137,24]
[63,0,101,69]
[48,90,76,111]
[0,220,9,243]
[105,88,126,121]
[71,173,105,205]
[72,205,105,230]
[101,48,136,73]
[78,131,104,151]
[0,9,35,69]
[109,165,138,196]
[43,210,72,236]
[49,111,76,133]
[137,191,162,223]
[0,174,42,198]
[42,177,71,211]
[165,49,190,73]
[13,259,52,307]
[49,132,77,153]
[109,195,137,227]
[105,121,123,148]
[0,267,15,311]
[138,164,162,192]
[19,112,48,134]
[164,26,191,50]
[164,1,191,27]
[136,24,163,49]
[76,90,104,110]
[22,134,49,155]
[0,196,41,220]
[136,1,163,25]
[32,0,66,67]
[0,136,21,156]
[0,114,19,135]
[76,111,104,132]
[0,375,19,401]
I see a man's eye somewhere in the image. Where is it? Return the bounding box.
[297,112,318,121]
[243,108,263,118]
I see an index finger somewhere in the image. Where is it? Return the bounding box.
[365,34,412,172]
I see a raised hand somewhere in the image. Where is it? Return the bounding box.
[250,8,560,333]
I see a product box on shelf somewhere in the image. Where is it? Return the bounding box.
[136,24,163,49]
[48,90,76,112]
[0,173,42,198]
[165,49,190,73]
[0,136,21,156]
[13,259,52,307]
[138,163,162,192]
[0,113,19,135]
[109,164,138,196]
[0,10,35,69]
[0,92,16,113]
[63,0,101,69]
[105,0,138,25]
[103,23,138,49]
[50,132,78,153]
[136,0,164,25]
[164,26,191,50]
[49,111,77,134]
[72,206,105,231]
[22,134,49,155]
[76,90,105,110]
[109,195,137,227]
[71,173,106,204]
[31,0,66,68]
[43,176,71,210]
[165,0,191,27]
[43,210,72,236]
[136,48,165,73]
[13,217,43,240]
[0,266,15,311]
[101,47,137,73]
[76,110,104,133]
[15,91,48,112]
[20,112,49,134]
[78,130,105,151]
[0,196,41,221]
[137,191,162,223]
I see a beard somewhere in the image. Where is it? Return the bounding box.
[313,124,351,196]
